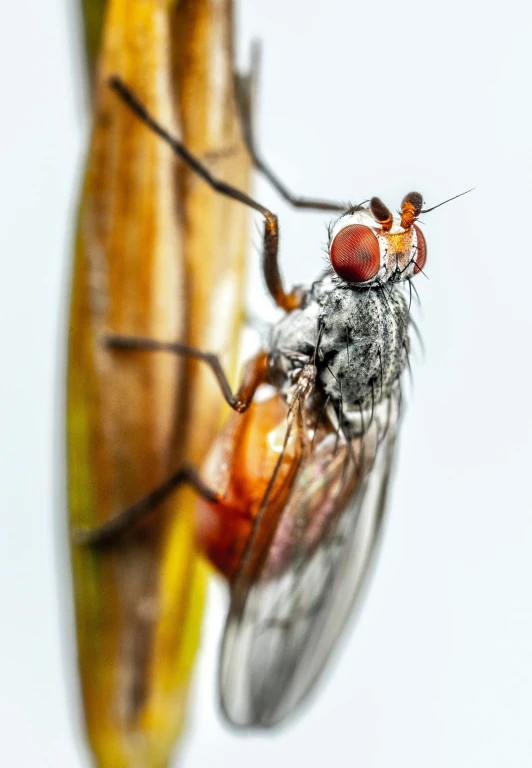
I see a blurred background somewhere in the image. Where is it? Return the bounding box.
[2,0,532,766]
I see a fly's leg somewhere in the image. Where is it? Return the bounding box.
[109,77,302,312]
[235,42,346,213]
[73,345,268,549]
[74,464,218,550]
[104,335,269,414]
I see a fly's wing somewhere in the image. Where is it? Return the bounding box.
[219,390,400,728]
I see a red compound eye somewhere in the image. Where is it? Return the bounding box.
[330,224,380,283]
[413,225,427,274]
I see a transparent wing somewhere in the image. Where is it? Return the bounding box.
[219,390,400,727]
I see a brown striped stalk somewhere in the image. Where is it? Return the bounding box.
[68,1,251,764]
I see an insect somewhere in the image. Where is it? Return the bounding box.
[76,73,467,728]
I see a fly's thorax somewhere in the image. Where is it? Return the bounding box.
[267,277,410,415]
[318,284,409,412]
[267,287,321,392]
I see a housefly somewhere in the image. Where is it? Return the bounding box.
[76,72,468,729]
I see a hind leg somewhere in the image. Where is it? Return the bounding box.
[73,344,268,549]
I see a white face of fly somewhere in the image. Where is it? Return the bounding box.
[328,195,427,286]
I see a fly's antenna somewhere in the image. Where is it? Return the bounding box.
[421,187,475,214]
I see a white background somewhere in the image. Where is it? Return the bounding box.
[2,1,531,766]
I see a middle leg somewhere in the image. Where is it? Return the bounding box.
[104,335,269,413]
[73,345,269,549]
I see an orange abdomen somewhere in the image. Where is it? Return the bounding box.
[196,394,300,580]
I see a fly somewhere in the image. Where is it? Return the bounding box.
[75,70,466,728]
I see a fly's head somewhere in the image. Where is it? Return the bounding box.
[328,193,426,287]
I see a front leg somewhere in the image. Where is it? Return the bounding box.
[235,42,346,213]
[110,77,305,312]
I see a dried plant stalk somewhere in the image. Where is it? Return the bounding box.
[80,0,106,84]
[169,0,251,481]
[68,1,250,765]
